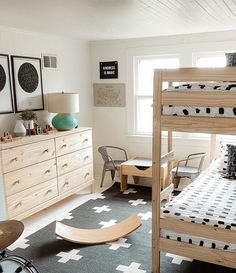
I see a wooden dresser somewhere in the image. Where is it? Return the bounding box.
[0,127,94,220]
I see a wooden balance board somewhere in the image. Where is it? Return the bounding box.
[55,213,142,245]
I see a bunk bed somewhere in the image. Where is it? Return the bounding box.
[152,67,236,273]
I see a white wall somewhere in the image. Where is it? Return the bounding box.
[90,30,236,180]
[0,27,93,134]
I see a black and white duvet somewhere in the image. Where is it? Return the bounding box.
[163,82,236,118]
[161,159,236,252]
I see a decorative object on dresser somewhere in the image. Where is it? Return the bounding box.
[13,120,26,137]
[19,109,37,136]
[0,132,13,142]
[11,55,44,112]
[0,127,94,220]
[47,92,80,131]
[43,124,53,134]
[0,54,14,114]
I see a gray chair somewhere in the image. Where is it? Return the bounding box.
[172,152,206,188]
[98,146,128,187]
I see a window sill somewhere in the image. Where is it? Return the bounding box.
[127,133,212,143]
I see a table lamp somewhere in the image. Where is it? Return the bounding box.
[47,92,80,131]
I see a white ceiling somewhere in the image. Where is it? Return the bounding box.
[1,0,236,40]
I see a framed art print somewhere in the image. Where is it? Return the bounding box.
[0,54,13,114]
[11,55,44,112]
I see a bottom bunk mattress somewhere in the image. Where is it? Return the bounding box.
[161,160,236,252]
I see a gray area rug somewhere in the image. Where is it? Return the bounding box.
[6,183,235,273]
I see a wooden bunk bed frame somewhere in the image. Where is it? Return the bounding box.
[152,67,236,273]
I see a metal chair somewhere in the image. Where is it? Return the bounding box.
[172,152,206,188]
[98,146,128,187]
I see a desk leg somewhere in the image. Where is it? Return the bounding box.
[120,174,128,191]
[133,176,139,184]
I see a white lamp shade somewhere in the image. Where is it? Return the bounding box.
[47,93,79,113]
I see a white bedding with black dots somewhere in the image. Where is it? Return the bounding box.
[161,160,236,252]
[163,82,236,117]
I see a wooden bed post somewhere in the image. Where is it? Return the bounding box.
[167,131,173,199]
[210,134,216,162]
[152,70,162,273]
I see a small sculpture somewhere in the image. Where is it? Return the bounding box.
[1,132,13,142]
[43,124,53,134]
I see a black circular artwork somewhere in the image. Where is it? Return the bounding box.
[18,62,39,93]
[0,64,6,92]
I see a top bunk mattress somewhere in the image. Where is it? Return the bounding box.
[163,82,236,118]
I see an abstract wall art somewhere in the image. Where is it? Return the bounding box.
[11,56,44,112]
[0,54,13,114]
[93,83,126,107]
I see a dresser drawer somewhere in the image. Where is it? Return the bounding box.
[55,130,92,156]
[57,147,93,176]
[58,164,93,195]
[2,139,55,173]
[4,159,57,196]
[7,179,58,218]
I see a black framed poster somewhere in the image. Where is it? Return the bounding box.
[100,61,118,79]
[11,55,44,112]
[0,54,13,114]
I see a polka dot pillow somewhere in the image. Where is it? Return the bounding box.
[217,142,229,174]
[224,144,236,179]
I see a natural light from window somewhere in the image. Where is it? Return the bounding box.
[196,55,226,67]
[136,57,179,134]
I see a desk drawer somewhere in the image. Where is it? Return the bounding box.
[121,164,152,177]
[4,159,57,196]
[56,130,92,156]
[57,147,93,176]
[2,139,55,173]
[58,164,93,195]
[7,179,58,218]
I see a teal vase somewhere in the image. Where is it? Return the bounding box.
[52,113,78,131]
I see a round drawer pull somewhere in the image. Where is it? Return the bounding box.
[84,172,90,178]
[64,181,69,186]
[13,180,20,186]
[84,156,89,160]
[44,169,51,174]
[46,189,52,194]
[83,138,88,143]
[15,202,22,208]
[43,149,49,154]
[10,157,18,162]
[61,144,67,148]
[62,163,68,168]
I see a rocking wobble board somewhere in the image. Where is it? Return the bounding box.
[55,214,142,245]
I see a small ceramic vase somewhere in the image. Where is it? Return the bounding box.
[13,120,27,137]
[24,120,34,130]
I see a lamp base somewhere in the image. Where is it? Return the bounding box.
[52,113,78,131]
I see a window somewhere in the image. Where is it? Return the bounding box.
[194,51,236,141]
[134,56,179,134]
[193,52,226,68]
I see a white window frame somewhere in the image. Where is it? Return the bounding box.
[192,51,228,67]
[129,54,180,136]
